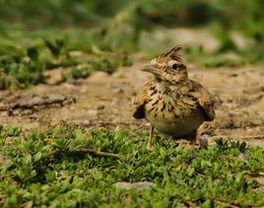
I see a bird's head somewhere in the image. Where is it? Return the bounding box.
[141,45,188,85]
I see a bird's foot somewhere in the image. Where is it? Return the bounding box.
[146,143,153,150]
[175,139,192,148]
[177,139,191,147]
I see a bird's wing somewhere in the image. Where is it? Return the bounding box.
[132,81,154,119]
[188,80,215,121]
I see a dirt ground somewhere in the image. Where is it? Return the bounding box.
[0,62,263,147]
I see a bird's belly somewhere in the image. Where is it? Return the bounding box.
[145,109,204,137]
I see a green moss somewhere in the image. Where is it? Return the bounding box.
[0,125,263,207]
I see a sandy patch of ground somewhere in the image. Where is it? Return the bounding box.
[0,62,263,147]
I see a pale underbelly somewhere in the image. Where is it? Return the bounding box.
[145,109,204,137]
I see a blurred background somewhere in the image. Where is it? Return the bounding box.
[0,0,264,89]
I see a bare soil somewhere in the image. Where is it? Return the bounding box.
[0,63,263,147]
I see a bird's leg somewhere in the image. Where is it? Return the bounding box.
[189,130,198,147]
[146,125,154,150]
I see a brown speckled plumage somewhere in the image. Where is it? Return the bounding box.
[132,45,215,149]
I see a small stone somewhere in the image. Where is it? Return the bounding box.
[229,73,238,77]
[44,68,64,85]
[239,153,247,161]
[79,120,92,127]
[87,109,98,116]
[113,88,124,94]
[113,182,131,189]
[97,104,105,110]
[199,138,208,147]
[130,182,154,189]
[113,182,154,190]
[0,154,11,165]
[69,51,85,57]
[88,71,108,82]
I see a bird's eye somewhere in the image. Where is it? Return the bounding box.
[172,64,178,70]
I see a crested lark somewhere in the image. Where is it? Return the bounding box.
[132,46,215,149]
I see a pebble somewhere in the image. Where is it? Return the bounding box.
[44,68,64,85]
[87,109,98,116]
[113,182,154,190]
[0,154,11,165]
[97,104,105,110]
[113,88,124,94]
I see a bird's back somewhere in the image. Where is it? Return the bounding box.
[186,79,215,121]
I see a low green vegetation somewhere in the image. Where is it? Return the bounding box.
[0,125,263,207]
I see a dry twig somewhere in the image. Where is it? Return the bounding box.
[41,148,119,160]
[0,96,76,115]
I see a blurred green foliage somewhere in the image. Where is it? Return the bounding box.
[1,0,264,89]
[1,0,264,40]
[1,0,264,49]
[1,0,264,32]
[0,35,132,89]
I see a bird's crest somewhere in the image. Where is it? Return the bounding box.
[158,45,185,62]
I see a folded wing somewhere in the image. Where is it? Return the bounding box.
[132,81,154,119]
[188,80,215,121]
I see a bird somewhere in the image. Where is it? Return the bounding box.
[132,45,215,149]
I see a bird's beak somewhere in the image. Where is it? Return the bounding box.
[141,64,162,76]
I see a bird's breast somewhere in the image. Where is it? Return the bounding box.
[144,93,204,137]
